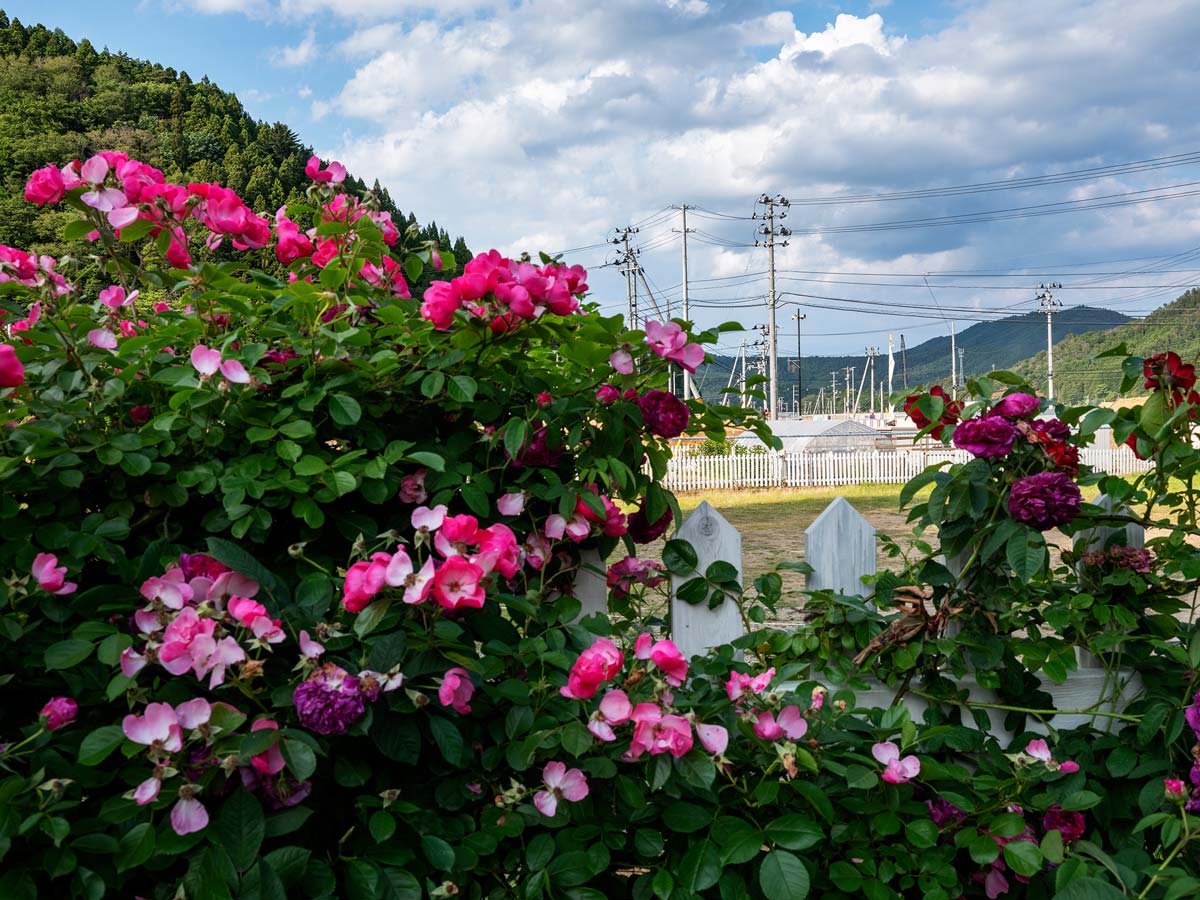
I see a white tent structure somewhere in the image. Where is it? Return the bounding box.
[730,419,880,454]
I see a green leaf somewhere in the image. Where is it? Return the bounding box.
[329,393,362,426]
[118,218,156,242]
[205,537,290,603]
[1053,877,1126,900]
[281,738,317,780]
[662,539,698,575]
[1006,527,1046,582]
[382,869,421,900]
[368,811,395,843]
[421,371,445,398]
[421,834,455,870]
[78,726,125,766]
[677,839,722,893]
[1003,839,1042,877]
[759,850,810,900]
[353,597,392,638]
[715,818,765,866]
[904,818,939,849]
[214,790,265,872]
[845,766,878,790]
[764,814,822,851]
[44,639,93,670]
[406,451,445,472]
[663,801,711,833]
[116,823,156,872]
[448,375,477,403]
[1040,828,1064,865]
[634,829,664,858]
[429,717,464,765]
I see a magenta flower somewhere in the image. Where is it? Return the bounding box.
[31,553,76,595]
[638,389,690,438]
[342,558,388,613]
[624,706,693,760]
[24,164,66,206]
[98,285,136,309]
[1186,691,1200,740]
[305,155,346,185]
[438,667,475,715]
[1166,778,1187,802]
[398,470,429,504]
[1008,471,1082,531]
[991,392,1040,418]
[534,761,589,817]
[432,556,486,610]
[726,667,775,703]
[561,638,624,700]
[872,741,920,784]
[926,796,966,827]
[753,706,808,741]
[0,343,24,388]
[596,384,621,405]
[587,689,634,742]
[249,719,285,775]
[40,697,77,731]
[644,321,705,374]
[953,415,1017,458]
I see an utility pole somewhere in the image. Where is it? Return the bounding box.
[754,194,791,420]
[610,227,639,327]
[1038,283,1062,400]
[791,309,805,417]
[830,371,838,416]
[900,334,908,389]
[845,367,854,417]
[673,205,696,399]
[957,347,965,391]
[949,320,957,400]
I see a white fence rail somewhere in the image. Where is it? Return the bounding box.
[661,447,1153,492]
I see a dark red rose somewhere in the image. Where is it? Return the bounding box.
[638,390,690,439]
[628,504,673,543]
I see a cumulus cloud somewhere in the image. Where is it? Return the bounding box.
[271,28,318,66]
[301,0,1200,343]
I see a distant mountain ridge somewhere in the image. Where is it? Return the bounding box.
[695,305,1131,407]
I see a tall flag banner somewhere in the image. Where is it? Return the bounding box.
[887,333,895,413]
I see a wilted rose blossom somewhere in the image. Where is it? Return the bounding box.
[1008,471,1082,531]
[952,416,1016,458]
[926,796,967,827]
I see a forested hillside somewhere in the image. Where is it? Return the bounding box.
[1010,289,1200,403]
[0,12,471,286]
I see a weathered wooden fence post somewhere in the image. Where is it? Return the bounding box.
[671,502,744,660]
[804,496,877,598]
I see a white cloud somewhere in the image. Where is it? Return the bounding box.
[271,28,318,67]
[309,0,1200,346]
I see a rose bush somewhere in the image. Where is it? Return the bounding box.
[2,148,1200,900]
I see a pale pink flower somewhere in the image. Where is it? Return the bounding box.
[497,492,525,516]
[439,667,474,714]
[726,667,775,703]
[609,349,634,374]
[174,698,212,730]
[121,647,148,677]
[625,709,693,760]
[170,791,209,836]
[140,574,193,610]
[87,328,118,349]
[1025,739,1052,763]
[412,504,447,532]
[219,359,250,384]
[123,702,183,752]
[534,761,589,817]
[98,285,136,309]
[133,774,161,805]
[696,723,729,756]
[404,558,436,604]
[872,741,920,784]
[753,706,807,741]
[634,633,653,660]
[587,689,633,742]
[299,630,325,661]
[190,345,221,377]
[31,553,77,595]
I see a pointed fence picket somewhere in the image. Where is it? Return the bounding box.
[660,447,1152,492]
[574,492,1148,741]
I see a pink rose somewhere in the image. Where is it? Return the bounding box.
[40,696,77,730]
[438,667,474,714]
[31,553,76,595]
[24,164,66,206]
[561,638,624,700]
[0,344,25,388]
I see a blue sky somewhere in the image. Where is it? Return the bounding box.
[5,0,1200,363]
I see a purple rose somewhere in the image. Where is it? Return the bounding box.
[1008,471,1082,531]
[952,416,1016,458]
[1031,418,1070,443]
[1187,691,1200,741]
[638,390,690,439]
[992,392,1040,419]
[293,664,369,735]
[1042,806,1085,843]
[178,553,230,581]
[926,796,967,827]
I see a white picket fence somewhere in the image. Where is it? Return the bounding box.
[573,492,1145,741]
[661,447,1153,491]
